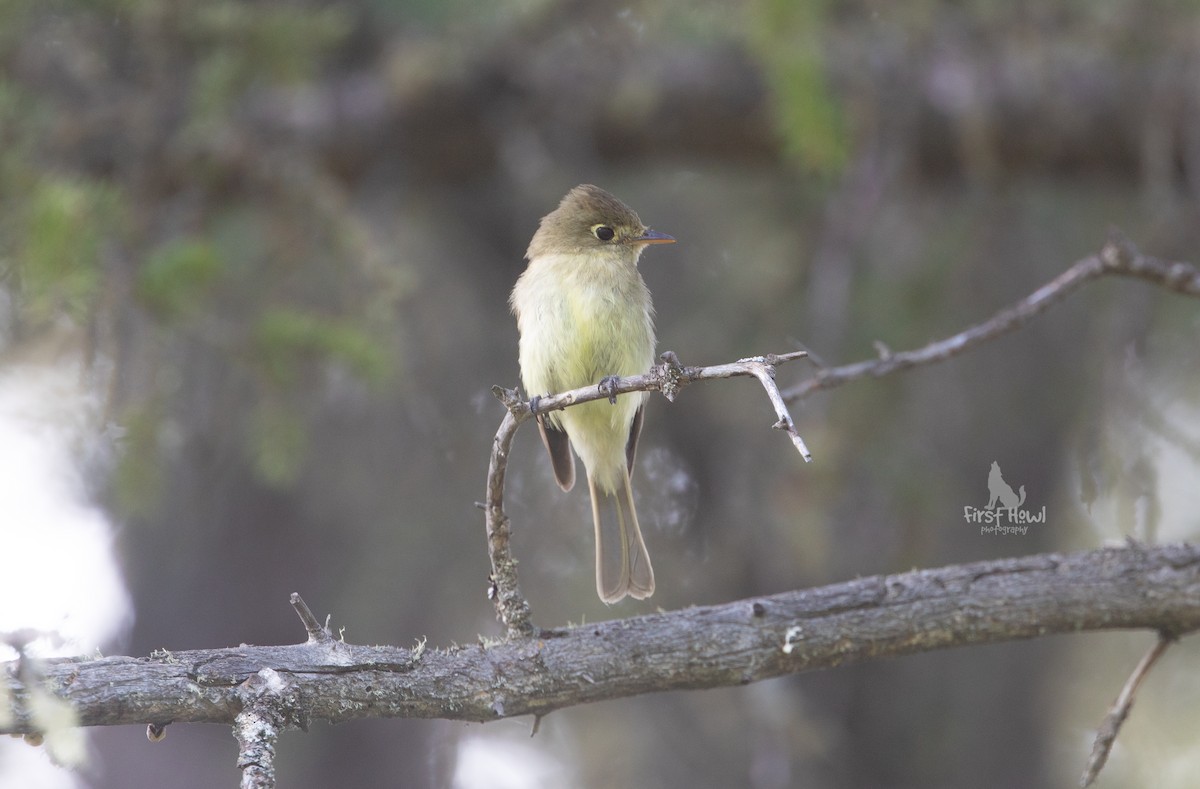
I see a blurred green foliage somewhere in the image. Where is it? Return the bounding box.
[255,307,390,387]
[748,0,848,175]
[189,4,353,81]
[0,0,403,501]
[0,80,43,188]
[16,177,123,321]
[249,398,310,486]
[137,239,224,319]
[185,3,353,125]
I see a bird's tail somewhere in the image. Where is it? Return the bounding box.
[589,464,655,604]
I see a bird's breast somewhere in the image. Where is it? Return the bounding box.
[512,253,656,397]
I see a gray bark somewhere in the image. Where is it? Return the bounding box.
[4,543,1198,734]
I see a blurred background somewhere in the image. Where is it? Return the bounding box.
[2,1,1199,787]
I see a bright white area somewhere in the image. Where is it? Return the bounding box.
[1150,403,1200,542]
[0,343,133,787]
[1085,401,1200,544]
[452,730,572,789]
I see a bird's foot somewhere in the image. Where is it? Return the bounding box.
[598,375,621,405]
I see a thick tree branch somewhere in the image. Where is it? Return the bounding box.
[784,233,1200,400]
[3,544,1199,736]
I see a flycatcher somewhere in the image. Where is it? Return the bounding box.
[510,184,674,603]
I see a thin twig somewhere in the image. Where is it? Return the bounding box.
[484,350,811,631]
[1080,633,1174,787]
[290,593,332,644]
[743,353,813,461]
[784,233,1200,400]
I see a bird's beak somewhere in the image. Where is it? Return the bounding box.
[633,229,675,245]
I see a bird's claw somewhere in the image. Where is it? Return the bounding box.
[598,375,621,405]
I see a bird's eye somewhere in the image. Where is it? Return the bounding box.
[592,225,615,242]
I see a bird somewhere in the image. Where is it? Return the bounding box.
[510,184,674,603]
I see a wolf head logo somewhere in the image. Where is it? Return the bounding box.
[986,461,1026,510]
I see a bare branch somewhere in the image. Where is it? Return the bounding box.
[290,593,333,645]
[3,544,1199,736]
[784,233,1200,400]
[1080,632,1174,787]
[484,350,811,632]
[483,407,534,637]
[235,704,280,789]
[739,352,813,460]
[233,669,298,789]
[497,349,810,426]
